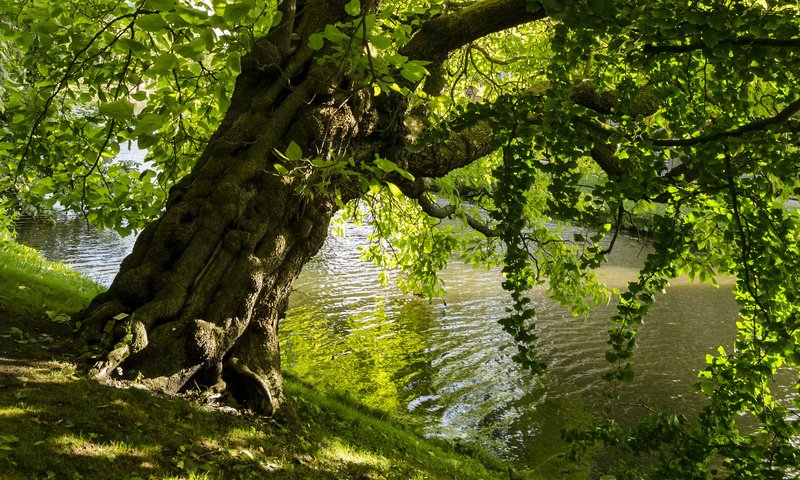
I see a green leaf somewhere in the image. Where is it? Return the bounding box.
[226,52,241,73]
[147,0,174,10]
[285,141,302,161]
[369,34,391,50]
[224,1,254,22]
[133,113,165,135]
[99,100,134,121]
[400,62,428,82]
[344,0,360,16]
[308,33,325,51]
[386,182,403,198]
[323,24,349,44]
[174,37,207,60]
[32,20,58,35]
[150,53,180,74]
[137,14,166,32]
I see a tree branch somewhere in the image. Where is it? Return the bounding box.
[399,178,499,237]
[394,120,496,178]
[399,0,546,63]
[643,36,800,54]
[648,96,800,147]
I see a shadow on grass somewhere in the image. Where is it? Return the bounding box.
[0,342,510,480]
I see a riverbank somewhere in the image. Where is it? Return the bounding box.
[0,234,520,480]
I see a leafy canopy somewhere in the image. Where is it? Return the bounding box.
[2,0,800,477]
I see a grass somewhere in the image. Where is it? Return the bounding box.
[0,233,521,480]
[0,232,104,316]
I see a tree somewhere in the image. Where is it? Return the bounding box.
[2,0,799,477]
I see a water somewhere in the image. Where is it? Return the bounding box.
[12,213,759,475]
[281,223,741,473]
[13,214,137,287]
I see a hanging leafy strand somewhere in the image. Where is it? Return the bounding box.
[491,134,547,373]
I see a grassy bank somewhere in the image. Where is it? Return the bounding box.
[0,233,518,480]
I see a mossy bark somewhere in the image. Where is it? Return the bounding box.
[78,0,389,416]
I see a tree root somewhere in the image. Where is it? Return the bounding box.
[226,356,275,416]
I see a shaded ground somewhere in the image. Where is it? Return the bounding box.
[0,281,515,479]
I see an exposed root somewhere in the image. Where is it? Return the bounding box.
[88,343,130,380]
[225,356,276,416]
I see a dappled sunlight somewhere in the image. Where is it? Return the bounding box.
[317,437,391,470]
[0,405,40,417]
[52,434,151,462]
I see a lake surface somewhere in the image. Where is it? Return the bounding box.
[13,213,760,475]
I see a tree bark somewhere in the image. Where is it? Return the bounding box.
[78,0,548,416]
[79,0,387,416]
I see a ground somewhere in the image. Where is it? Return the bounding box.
[0,240,520,480]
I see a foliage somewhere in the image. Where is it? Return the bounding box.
[1,0,799,477]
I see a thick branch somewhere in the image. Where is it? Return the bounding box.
[648,96,800,147]
[420,194,498,236]
[395,121,496,178]
[399,0,546,63]
[400,179,499,237]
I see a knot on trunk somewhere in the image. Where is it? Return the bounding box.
[191,319,225,363]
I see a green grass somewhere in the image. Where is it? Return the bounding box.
[0,231,103,316]
[0,234,522,480]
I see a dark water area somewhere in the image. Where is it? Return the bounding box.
[16,212,787,476]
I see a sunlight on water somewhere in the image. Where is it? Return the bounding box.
[282,224,744,473]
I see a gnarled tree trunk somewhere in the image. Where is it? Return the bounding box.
[78,0,542,417]
[79,0,393,416]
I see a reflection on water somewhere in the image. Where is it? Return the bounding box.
[13,214,751,475]
[282,224,742,473]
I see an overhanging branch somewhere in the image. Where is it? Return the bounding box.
[399,0,546,63]
[648,96,800,147]
[399,178,499,237]
[643,36,800,54]
[395,120,497,178]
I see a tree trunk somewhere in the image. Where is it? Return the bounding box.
[79,0,394,416]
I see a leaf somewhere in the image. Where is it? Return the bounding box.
[386,182,403,198]
[174,37,207,60]
[32,20,58,35]
[226,52,241,73]
[147,0,174,9]
[225,1,254,22]
[308,33,325,51]
[137,14,166,32]
[240,449,255,460]
[344,0,360,16]
[99,100,134,121]
[150,53,181,74]
[374,157,414,180]
[285,141,302,161]
[369,34,391,50]
[323,24,349,44]
[400,62,428,82]
[133,113,164,135]
[374,157,396,173]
